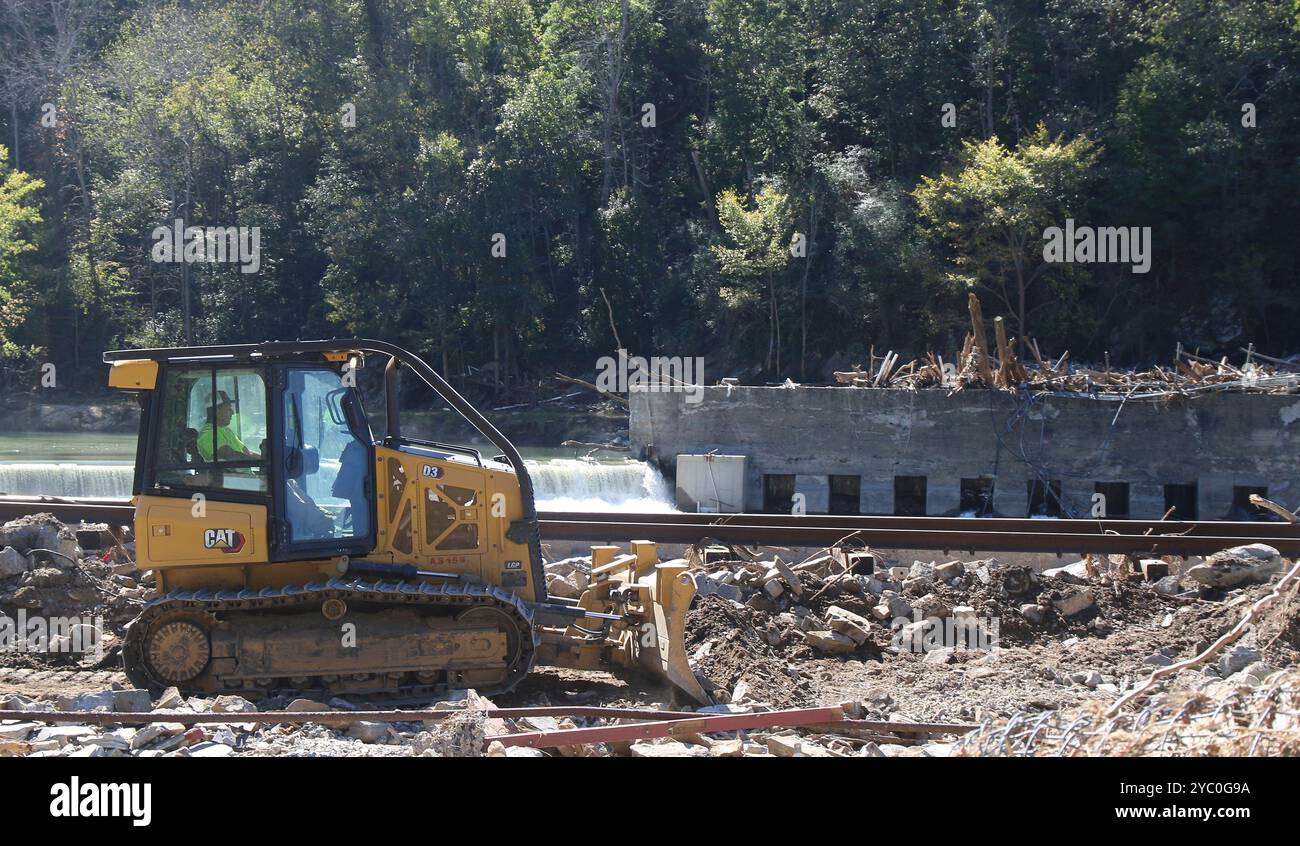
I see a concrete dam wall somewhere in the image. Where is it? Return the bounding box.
[630,386,1300,519]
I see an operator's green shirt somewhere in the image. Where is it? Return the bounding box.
[196,423,248,461]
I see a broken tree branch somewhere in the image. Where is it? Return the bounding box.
[554,372,629,407]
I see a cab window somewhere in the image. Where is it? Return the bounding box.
[281,367,371,542]
[154,367,268,493]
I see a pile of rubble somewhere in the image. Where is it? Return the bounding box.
[0,513,147,667]
[0,677,973,758]
[0,511,1295,758]
[674,541,1298,722]
[0,687,500,758]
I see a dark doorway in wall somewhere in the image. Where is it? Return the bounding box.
[829,475,861,514]
[1164,483,1198,520]
[1027,479,1063,517]
[763,474,796,514]
[1094,482,1130,518]
[894,476,927,516]
[1229,485,1278,521]
[960,477,995,517]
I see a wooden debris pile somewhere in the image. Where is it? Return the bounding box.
[835,294,1300,396]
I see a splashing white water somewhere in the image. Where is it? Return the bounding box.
[0,463,135,498]
[0,457,676,513]
[528,459,676,513]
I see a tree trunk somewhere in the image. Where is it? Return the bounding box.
[9,100,18,169]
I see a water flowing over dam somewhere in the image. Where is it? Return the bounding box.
[0,457,676,513]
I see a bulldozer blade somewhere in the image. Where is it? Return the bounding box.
[635,561,710,705]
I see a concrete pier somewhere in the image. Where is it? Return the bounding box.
[631,386,1300,519]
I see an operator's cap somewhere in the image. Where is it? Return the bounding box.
[214,390,233,409]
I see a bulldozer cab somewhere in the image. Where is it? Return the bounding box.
[105,339,545,586]
[141,358,376,559]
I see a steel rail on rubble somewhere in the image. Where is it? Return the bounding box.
[3,495,1300,555]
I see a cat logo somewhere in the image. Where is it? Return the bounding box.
[203,528,246,554]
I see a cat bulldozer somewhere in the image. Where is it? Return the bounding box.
[104,339,707,704]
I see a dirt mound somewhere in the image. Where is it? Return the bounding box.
[685,595,817,708]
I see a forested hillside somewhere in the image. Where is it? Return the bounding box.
[1,0,1297,394]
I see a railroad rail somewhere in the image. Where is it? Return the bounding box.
[3,494,1298,556]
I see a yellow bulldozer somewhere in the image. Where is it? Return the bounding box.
[104,339,706,704]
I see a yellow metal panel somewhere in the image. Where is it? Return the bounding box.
[372,445,539,601]
[135,494,265,571]
[107,359,159,390]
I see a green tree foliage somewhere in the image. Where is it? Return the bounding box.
[913,126,1100,350]
[0,145,42,367]
[712,183,793,371]
[0,0,1295,394]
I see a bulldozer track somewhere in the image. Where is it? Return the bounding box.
[123,578,539,701]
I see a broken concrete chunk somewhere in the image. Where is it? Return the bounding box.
[766,734,803,757]
[0,722,40,741]
[912,593,950,619]
[824,605,872,645]
[153,687,184,710]
[56,691,115,712]
[1019,603,1046,625]
[1185,544,1282,588]
[902,576,932,595]
[885,595,913,619]
[934,560,964,581]
[629,740,708,757]
[773,558,803,595]
[129,723,186,750]
[694,573,743,602]
[284,699,329,712]
[1043,560,1089,584]
[0,513,82,563]
[188,742,235,757]
[804,630,858,654]
[924,647,955,665]
[1152,575,1187,596]
[112,689,154,713]
[545,572,585,599]
[0,546,29,577]
[211,695,258,714]
[347,721,392,744]
[1052,588,1096,617]
[1070,670,1103,688]
[1218,645,1261,677]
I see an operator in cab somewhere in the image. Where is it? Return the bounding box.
[197,390,261,461]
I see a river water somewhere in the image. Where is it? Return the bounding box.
[0,433,676,512]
